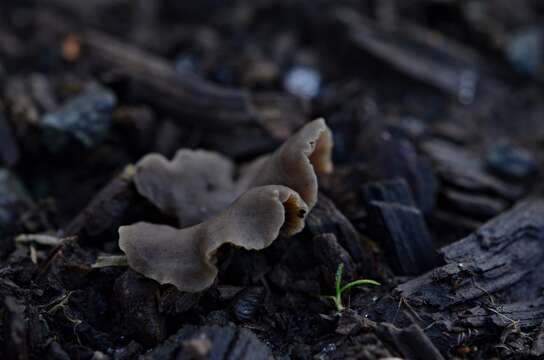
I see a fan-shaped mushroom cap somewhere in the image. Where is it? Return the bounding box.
[119,185,307,292]
[237,117,333,209]
[132,118,332,227]
[134,150,236,227]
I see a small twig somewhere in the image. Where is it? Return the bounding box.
[91,255,128,268]
[30,245,38,264]
[398,295,424,322]
[486,306,520,330]
[44,292,83,344]
[34,243,67,281]
[17,234,76,267]
[15,234,65,246]
[472,278,496,306]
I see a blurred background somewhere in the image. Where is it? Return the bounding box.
[2,2,544,359]
[1,0,543,246]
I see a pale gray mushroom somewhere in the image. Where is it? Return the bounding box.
[236,117,333,209]
[119,185,308,292]
[133,149,237,227]
[133,118,332,227]
[119,118,333,291]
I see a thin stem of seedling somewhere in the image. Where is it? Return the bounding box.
[324,263,380,312]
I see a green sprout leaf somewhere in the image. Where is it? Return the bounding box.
[324,263,381,312]
[339,279,381,294]
[335,263,344,295]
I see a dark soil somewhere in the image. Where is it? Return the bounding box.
[2,1,544,359]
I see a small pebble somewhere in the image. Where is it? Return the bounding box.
[231,286,264,322]
[314,343,337,359]
[182,336,212,357]
[174,54,199,74]
[284,66,321,99]
[40,85,117,152]
[486,142,536,180]
[506,27,543,75]
[61,34,81,62]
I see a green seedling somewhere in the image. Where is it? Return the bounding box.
[324,263,380,312]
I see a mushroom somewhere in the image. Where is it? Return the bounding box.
[236,117,333,209]
[119,118,333,292]
[133,118,332,227]
[119,185,307,292]
[133,149,237,227]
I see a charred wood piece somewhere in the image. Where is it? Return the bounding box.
[367,201,438,275]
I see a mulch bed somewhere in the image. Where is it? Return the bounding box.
[2,1,544,359]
